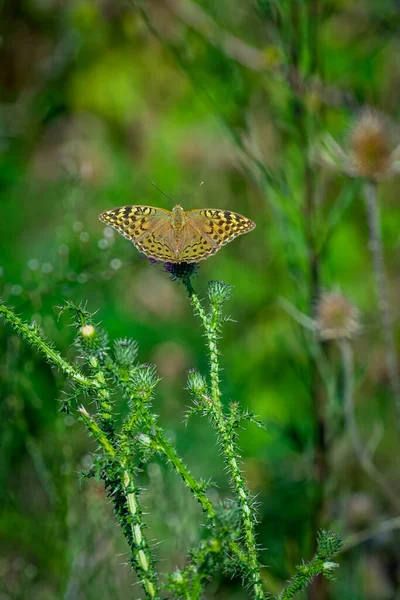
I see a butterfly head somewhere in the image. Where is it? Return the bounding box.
[171,204,185,230]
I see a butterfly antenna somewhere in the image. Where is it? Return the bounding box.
[186,181,204,201]
[152,182,173,202]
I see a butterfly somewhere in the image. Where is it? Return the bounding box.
[99,204,256,263]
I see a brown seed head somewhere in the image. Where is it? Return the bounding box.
[316,293,360,340]
[350,111,392,179]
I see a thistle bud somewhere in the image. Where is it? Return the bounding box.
[77,322,108,361]
[130,365,159,398]
[315,292,360,341]
[349,111,393,180]
[114,338,138,367]
[208,280,233,307]
[80,324,96,338]
[317,530,343,558]
[187,369,208,397]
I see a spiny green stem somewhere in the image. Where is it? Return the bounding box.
[150,429,250,587]
[208,305,222,404]
[110,354,249,565]
[0,303,159,598]
[209,400,264,598]
[153,430,215,519]
[183,277,209,326]
[0,302,98,391]
[120,466,160,599]
[278,558,337,600]
[364,181,400,437]
[87,356,115,437]
[278,531,342,599]
[0,303,115,436]
[78,405,116,457]
[186,539,222,599]
[184,279,265,600]
[78,406,160,599]
[151,430,249,564]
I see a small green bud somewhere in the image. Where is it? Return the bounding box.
[114,338,138,367]
[317,530,343,558]
[80,324,96,338]
[207,280,233,307]
[187,369,208,396]
[130,365,159,397]
[76,323,109,360]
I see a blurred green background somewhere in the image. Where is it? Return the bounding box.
[1,0,400,598]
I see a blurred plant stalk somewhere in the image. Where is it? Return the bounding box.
[363,182,400,437]
[339,337,400,513]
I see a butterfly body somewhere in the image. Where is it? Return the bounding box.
[99,204,255,263]
[171,204,186,230]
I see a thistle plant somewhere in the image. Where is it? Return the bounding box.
[315,110,400,436]
[283,289,400,514]
[0,264,343,599]
[278,531,343,600]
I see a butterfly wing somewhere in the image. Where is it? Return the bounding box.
[99,205,256,264]
[99,205,177,262]
[180,208,256,262]
[177,223,219,263]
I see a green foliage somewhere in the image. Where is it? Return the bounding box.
[0,280,342,599]
[2,1,400,598]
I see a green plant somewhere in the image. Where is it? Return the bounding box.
[0,267,343,599]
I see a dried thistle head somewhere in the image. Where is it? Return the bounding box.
[315,292,360,341]
[349,111,393,180]
[312,109,400,181]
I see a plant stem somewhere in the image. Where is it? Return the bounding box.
[78,407,160,599]
[0,303,115,435]
[153,429,215,519]
[89,360,115,437]
[363,181,400,436]
[112,356,216,517]
[279,556,337,600]
[0,302,97,391]
[0,304,159,599]
[184,278,265,600]
[291,0,328,589]
[151,429,249,567]
[339,339,400,512]
[279,530,342,599]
